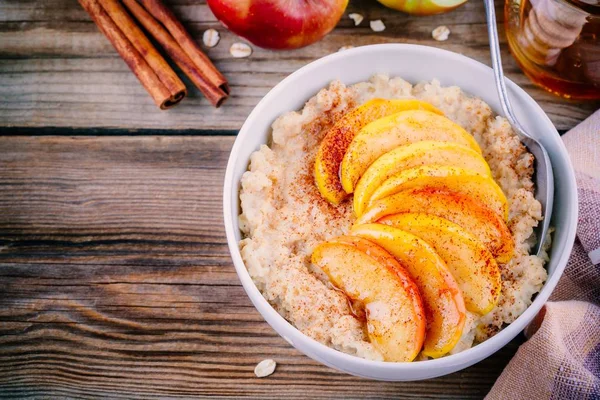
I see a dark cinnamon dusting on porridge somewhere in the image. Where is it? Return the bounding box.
[287,97,357,235]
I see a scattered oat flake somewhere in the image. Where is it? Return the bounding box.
[254,359,276,378]
[203,29,220,48]
[338,45,355,52]
[230,42,252,58]
[349,13,363,26]
[432,25,450,41]
[370,20,386,32]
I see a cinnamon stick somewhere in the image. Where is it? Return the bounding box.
[98,0,186,102]
[122,0,228,107]
[136,0,229,95]
[78,0,183,109]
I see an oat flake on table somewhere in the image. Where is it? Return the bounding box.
[230,42,252,58]
[202,29,220,48]
[349,13,364,26]
[370,20,386,32]
[432,25,451,41]
[254,359,276,377]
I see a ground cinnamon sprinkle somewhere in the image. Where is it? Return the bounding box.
[322,129,354,186]
[289,99,358,227]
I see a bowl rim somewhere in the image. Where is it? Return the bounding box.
[223,44,578,374]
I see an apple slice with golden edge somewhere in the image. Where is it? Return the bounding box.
[368,165,509,220]
[379,213,502,315]
[312,237,426,362]
[315,99,443,205]
[356,188,515,264]
[350,224,466,358]
[340,110,481,194]
[354,141,491,217]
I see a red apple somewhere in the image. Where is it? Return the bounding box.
[207,0,349,50]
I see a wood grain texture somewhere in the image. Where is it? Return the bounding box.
[0,0,597,131]
[0,135,525,399]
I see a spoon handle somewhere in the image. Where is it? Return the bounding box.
[484,0,554,256]
[484,0,525,133]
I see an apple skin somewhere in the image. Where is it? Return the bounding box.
[207,0,349,50]
[377,0,467,16]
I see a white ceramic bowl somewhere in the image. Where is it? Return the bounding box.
[223,44,577,381]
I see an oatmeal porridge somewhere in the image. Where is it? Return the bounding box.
[238,75,547,362]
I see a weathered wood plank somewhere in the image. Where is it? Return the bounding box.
[0,0,596,131]
[0,135,522,398]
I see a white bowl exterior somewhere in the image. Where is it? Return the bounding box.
[223,44,578,381]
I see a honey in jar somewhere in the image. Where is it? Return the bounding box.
[505,0,600,100]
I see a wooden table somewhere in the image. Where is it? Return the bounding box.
[0,1,596,398]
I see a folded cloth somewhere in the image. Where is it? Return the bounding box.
[486,110,600,400]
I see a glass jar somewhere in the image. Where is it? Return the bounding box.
[505,0,600,100]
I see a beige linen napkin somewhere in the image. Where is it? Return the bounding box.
[486,110,600,400]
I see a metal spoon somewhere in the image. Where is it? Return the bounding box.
[484,0,554,256]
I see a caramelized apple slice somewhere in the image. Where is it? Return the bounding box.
[312,238,426,361]
[369,165,509,220]
[340,110,482,194]
[315,99,443,205]
[356,188,515,263]
[380,213,502,315]
[350,224,466,358]
[354,141,491,217]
